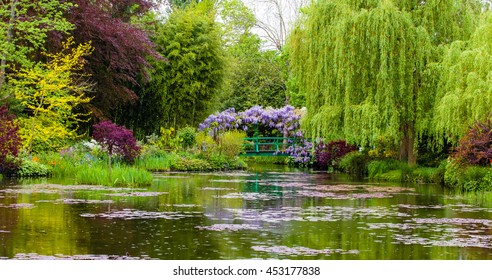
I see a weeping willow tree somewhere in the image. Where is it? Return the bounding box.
[288,0,482,164]
[433,13,492,144]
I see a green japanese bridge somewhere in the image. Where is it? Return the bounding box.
[242,137,297,156]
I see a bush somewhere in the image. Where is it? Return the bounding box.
[453,119,492,166]
[367,159,400,179]
[0,104,21,176]
[285,139,313,167]
[219,130,246,158]
[367,136,399,159]
[93,120,140,164]
[444,158,492,191]
[17,159,51,177]
[339,151,370,177]
[177,127,196,150]
[313,139,357,171]
[196,131,217,156]
[171,157,212,171]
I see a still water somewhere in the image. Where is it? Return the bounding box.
[1,164,491,260]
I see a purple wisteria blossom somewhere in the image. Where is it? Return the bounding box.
[199,105,302,137]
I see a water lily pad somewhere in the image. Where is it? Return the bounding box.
[106,192,168,197]
[80,209,198,220]
[251,245,359,256]
[37,199,114,204]
[0,203,35,209]
[196,224,261,231]
[217,192,277,201]
[202,187,235,191]
[12,253,154,260]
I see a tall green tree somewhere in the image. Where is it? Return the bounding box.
[288,0,482,164]
[0,0,74,96]
[143,0,224,129]
[218,0,287,111]
[220,34,286,111]
[433,13,492,144]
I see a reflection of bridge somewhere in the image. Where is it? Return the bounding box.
[242,137,297,156]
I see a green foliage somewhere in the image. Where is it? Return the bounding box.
[17,158,50,177]
[433,14,492,143]
[196,131,217,156]
[220,36,287,111]
[170,157,212,171]
[177,127,197,149]
[288,0,482,164]
[0,0,74,93]
[76,164,153,187]
[135,155,172,172]
[367,160,401,179]
[368,136,399,160]
[339,151,370,177]
[443,159,492,191]
[218,130,246,158]
[11,39,92,153]
[146,0,225,128]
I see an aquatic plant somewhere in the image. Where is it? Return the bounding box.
[76,164,152,186]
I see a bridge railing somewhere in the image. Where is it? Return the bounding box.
[242,137,297,155]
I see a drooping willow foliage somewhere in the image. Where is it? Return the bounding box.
[288,0,483,164]
[434,13,492,144]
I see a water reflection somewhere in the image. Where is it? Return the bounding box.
[1,166,492,260]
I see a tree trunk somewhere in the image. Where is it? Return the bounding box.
[399,123,417,166]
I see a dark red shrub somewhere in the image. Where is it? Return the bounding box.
[93,120,140,164]
[0,104,21,175]
[314,140,357,170]
[453,119,492,166]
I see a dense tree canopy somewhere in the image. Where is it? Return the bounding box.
[0,0,74,95]
[288,0,483,164]
[218,0,287,111]
[433,13,492,143]
[142,0,224,129]
[65,0,159,120]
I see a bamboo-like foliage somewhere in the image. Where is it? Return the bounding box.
[147,0,224,128]
[288,0,482,164]
[434,13,492,143]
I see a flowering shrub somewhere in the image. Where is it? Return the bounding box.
[92,120,140,164]
[314,140,357,170]
[284,139,313,166]
[0,104,21,175]
[453,119,492,166]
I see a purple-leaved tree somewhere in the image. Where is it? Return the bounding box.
[92,120,140,171]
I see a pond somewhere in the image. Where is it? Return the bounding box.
[0,164,491,260]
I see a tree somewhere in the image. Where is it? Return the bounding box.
[220,35,287,111]
[10,38,93,153]
[0,0,74,95]
[217,0,287,111]
[93,120,140,172]
[64,0,159,120]
[288,0,482,165]
[144,0,224,128]
[433,13,492,144]
[244,0,308,51]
